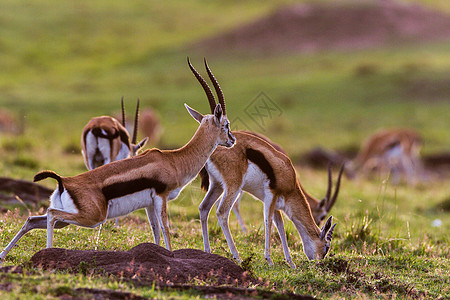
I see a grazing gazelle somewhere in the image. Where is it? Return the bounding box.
[81,98,148,171]
[198,130,338,268]
[0,58,235,262]
[219,130,343,232]
[345,128,423,185]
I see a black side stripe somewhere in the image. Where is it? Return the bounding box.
[246,148,276,189]
[102,178,167,201]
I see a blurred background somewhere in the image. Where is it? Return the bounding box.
[0,0,448,180]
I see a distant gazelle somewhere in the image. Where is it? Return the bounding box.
[81,98,148,171]
[219,130,343,232]
[345,128,423,185]
[0,58,235,262]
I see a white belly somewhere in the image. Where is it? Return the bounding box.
[106,189,152,219]
[243,162,270,201]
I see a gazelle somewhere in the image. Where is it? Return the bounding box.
[0,58,235,262]
[221,130,343,232]
[345,128,423,185]
[198,130,338,268]
[81,98,148,171]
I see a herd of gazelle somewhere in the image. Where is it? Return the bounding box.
[0,58,422,267]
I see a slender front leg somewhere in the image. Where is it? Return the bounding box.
[232,192,248,233]
[216,189,242,263]
[199,183,223,253]
[154,196,171,251]
[273,210,295,268]
[263,194,277,265]
[145,205,160,245]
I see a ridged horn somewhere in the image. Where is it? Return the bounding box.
[121,96,126,127]
[187,57,216,114]
[326,163,345,211]
[132,98,140,145]
[204,57,226,116]
[321,163,333,206]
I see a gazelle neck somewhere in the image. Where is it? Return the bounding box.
[170,119,219,184]
[284,187,321,258]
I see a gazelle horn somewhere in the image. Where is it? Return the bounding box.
[187,57,216,114]
[326,163,345,211]
[320,163,333,207]
[121,96,126,127]
[132,98,140,145]
[204,58,226,116]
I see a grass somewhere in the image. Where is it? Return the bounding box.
[1,0,449,299]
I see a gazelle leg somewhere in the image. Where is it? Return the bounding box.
[46,210,57,248]
[0,215,68,261]
[273,210,295,268]
[232,192,248,233]
[145,205,160,245]
[263,194,276,265]
[199,183,223,253]
[216,188,242,263]
[155,195,171,251]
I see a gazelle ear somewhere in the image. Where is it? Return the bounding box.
[214,103,222,126]
[133,137,149,153]
[320,216,333,240]
[185,104,204,123]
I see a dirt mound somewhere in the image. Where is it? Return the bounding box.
[0,177,53,204]
[196,1,450,54]
[30,243,257,286]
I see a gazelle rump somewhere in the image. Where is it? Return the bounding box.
[81,98,148,171]
[199,131,337,268]
[345,128,423,185]
[218,130,343,232]
[0,58,235,262]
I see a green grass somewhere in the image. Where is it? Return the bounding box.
[1,0,449,299]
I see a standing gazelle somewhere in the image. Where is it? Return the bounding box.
[81,98,148,171]
[0,58,235,262]
[222,130,343,232]
[198,131,338,267]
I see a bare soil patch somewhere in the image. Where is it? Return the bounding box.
[30,243,257,287]
[0,264,315,299]
[195,1,450,54]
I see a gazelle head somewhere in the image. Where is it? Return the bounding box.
[120,97,149,156]
[186,57,235,148]
[312,163,344,225]
[314,216,337,259]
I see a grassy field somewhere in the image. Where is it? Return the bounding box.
[0,0,449,299]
